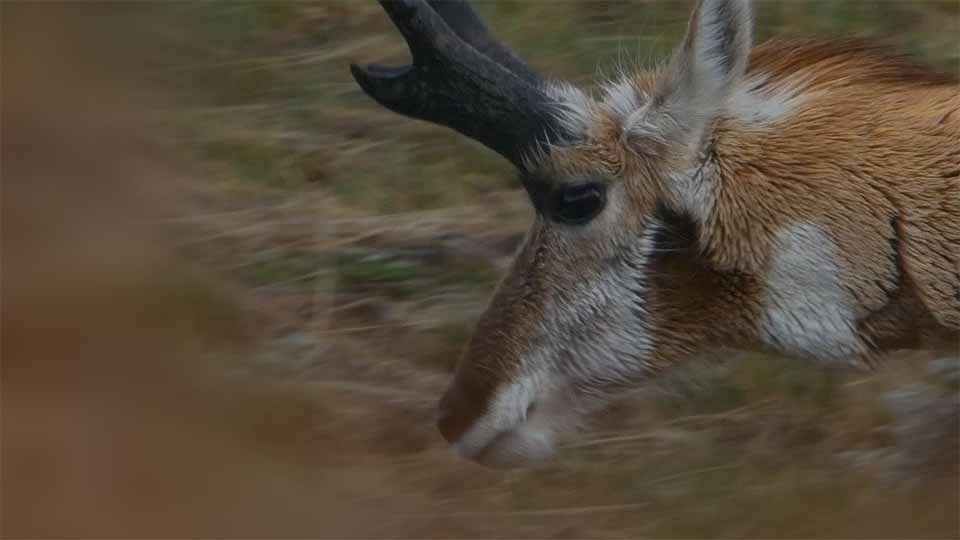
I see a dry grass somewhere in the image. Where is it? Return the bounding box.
[3,1,958,538]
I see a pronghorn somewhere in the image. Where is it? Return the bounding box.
[351,0,959,467]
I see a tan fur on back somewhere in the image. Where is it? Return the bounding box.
[714,39,959,334]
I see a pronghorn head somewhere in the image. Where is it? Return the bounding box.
[352,0,958,466]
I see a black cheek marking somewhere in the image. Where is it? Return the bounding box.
[652,200,700,258]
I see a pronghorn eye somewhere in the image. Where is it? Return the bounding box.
[549,182,606,225]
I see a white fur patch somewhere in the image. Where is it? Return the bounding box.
[542,81,594,140]
[601,77,645,120]
[760,223,863,363]
[520,81,595,171]
[537,198,660,388]
[453,375,538,460]
[727,74,808,126]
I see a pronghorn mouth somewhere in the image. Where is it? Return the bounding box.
[457,425,558,469]
[449,397,564,468]
[458,403,538,462]
[467,429,512,465]
[452,419,526,465]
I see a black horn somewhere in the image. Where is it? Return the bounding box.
[349,0,561,169]
[424,0,540,83]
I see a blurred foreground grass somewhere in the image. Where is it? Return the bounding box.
[3,1,958,538]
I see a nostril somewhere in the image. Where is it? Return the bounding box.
[524,400,536,419]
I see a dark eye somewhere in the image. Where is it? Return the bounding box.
[549,182,606,225]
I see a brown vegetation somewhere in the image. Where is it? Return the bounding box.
[2,2,957,538]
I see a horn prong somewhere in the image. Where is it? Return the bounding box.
[350,0,563,170]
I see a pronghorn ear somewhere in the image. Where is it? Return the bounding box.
[658,0,753,136]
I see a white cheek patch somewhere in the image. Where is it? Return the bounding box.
[538,214,660,387]
[760,223,864,363]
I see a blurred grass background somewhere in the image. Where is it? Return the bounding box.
[3,1,958,538]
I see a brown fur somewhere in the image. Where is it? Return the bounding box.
[749,38,958,90]
[447,37,958,428]
[352,0,960,468]
[356,0,959,464]
[639,39,959,365]
[708,38,959,331]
